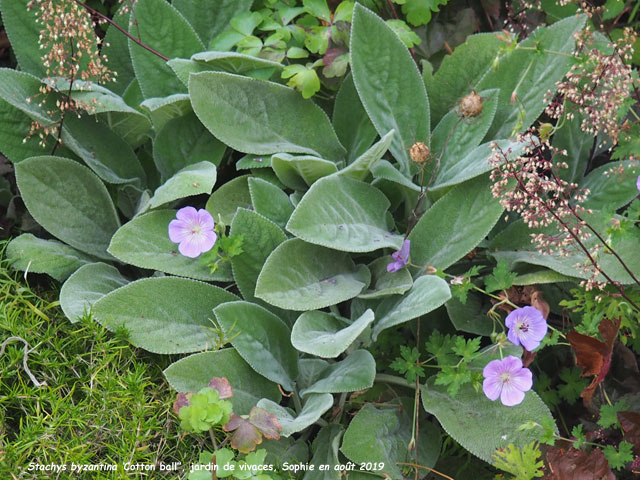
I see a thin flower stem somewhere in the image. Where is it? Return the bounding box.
[72,0,170,61]
[375,373,416,390]
[544,165,640,289]
[51,40,75,155]
[396,462,456,480]
[515,46,574,57]
[509,167,640,313]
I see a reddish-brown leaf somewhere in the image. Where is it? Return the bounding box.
[172,392,192,415]
[566,318,621,405]
[530,290,550,319]
[208,377,233,399]
[222,408,281,454]
[544,447,615,480]
[249,407,281,440]
[223,414,263,453]
[618,411,640,453]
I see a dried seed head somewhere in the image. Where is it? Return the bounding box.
[409,142,430,163]
[459,91,483,118]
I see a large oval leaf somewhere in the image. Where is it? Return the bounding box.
[107,210,232,282]
[189,71,345,162]
[409,174,504,270]
[421,379,556,463]
[430,89,499,172]
[214,301,298,391]
[230,208,287,303]
[173,0,253,45]
[341,400,441,479]
[477,15,586,139]
[300,350,376,396]
[271,154,338,190]
[163,348,281,415]
[129,0,204,98]
[147,161,217,209]
[286,176,403,252]
[291,309,375,358]
[6,233,95,281]
[92,277,238,353]
[153,112,226,181]
[15,156,120,260]
[255,239,370,311]
[350,4,429,174]
[372,275,451,341]
[60,114,147,186]
[60,263,129,323]
[332,73,377,164]
[248,177,294,229]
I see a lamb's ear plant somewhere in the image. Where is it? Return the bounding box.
[2,0,640,478]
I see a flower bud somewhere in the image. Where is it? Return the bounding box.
[459,91,483,118]
[409,142,430,163]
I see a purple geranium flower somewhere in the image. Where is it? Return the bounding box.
[483,356,532,406]
[387,239,410,273]
[636,174,640,192]
[505,306,547,351]
[168,207,217,258]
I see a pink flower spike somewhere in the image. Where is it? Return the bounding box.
[483,356,532,406]
[168,207,217,258]
[505,306,548,351]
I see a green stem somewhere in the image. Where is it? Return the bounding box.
[375,373,416,390]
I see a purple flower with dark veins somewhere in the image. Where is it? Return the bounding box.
[168,207,217,258]
[505,306,547,351]
[387,239,410,273]
[483,356,533,406]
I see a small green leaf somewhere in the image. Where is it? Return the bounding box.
[484,260,518,293]
[603,441,633,470]
[282,64,321,99]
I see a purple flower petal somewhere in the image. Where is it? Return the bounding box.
[637,174,640,192]
[500,383,526,406]
[197,209,215,230]
[505,306,547,351]
[482,375,503,401]
[386,260,404,273]
[168,219,190,243]
[482,355,532,407]
[387,239,410,273]
[176,206,198,222]
[168,207,217,258]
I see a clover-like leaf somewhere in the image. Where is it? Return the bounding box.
[223,407,282,454]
